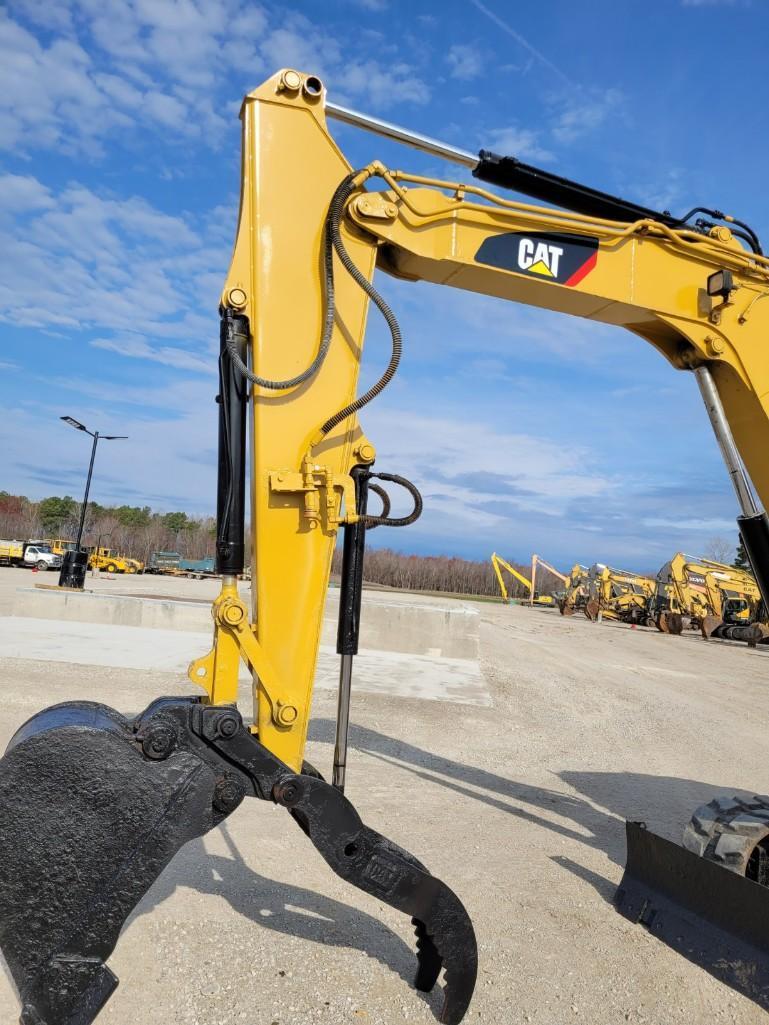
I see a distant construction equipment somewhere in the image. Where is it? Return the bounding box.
[558,564,590,616]
[583,564,656,624]
[650,553,763,638]
[490,552,567,607]
[496,549,765,645]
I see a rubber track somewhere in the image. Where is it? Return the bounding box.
[683,794,769,875]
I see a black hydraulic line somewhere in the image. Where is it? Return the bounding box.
[362,471,422,528]
[473,150,683,226]
[679,207,762,254]
[473,152,765,255]
[364,482,391,529]
[317,173,403,438]
[216,309,248,576]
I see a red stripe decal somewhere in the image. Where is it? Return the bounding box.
[564,251,597,287]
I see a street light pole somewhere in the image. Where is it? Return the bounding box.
[58,416,127,589]
[75,430,99,553]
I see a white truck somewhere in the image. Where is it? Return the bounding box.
[0,539,63,571]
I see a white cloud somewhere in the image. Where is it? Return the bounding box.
[337,60,429,107]
[469,0,571,86]
[363,404,611,533]
[484,125,553,162]
[1,399,218,513]
[0,174,55,213]
[0,2,431,156]
[550,88,623,144]
[91,335,213,373]
[447,44,484,81]
[626,169,685,214]
[0,174,224,363]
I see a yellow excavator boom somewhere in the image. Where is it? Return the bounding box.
[490,552,556,606]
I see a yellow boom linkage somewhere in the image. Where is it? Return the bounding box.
[6,66,769,1025]
[200,69,769,774]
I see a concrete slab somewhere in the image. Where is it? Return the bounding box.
[13,585,480,659]
[0,616,491,707]
[13,586,214,632]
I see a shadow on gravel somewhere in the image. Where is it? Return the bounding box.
[130,820,440,1014]
[309,719,759,871]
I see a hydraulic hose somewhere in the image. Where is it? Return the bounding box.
[225,169,403,433]
[317,174,402,438]
[362,471,422,528]
[364,482,391,530]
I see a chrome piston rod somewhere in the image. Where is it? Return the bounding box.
[326,102,477,169]
[332,654,354,791]
[694,365,759,517]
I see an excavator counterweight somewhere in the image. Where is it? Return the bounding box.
[5,66,769,1023]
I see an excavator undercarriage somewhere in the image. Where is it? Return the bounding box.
[5,66,769,1024]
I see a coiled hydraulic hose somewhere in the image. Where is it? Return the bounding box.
[365,482,390,530]
[225,170,402,438]
[362,471,422,528]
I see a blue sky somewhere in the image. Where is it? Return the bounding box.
[0,0,764,571]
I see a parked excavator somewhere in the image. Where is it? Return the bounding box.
[530,553,569,607]
[5,67,769,1024]
[582,563,656,624]
[490,551,565,607]
[651,552,764,641]
[558,563,590,615]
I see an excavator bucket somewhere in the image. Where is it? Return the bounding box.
[656,610,684,634]
[616,821,769,1010]
[584,599,600,621]
[0,698,477,1025]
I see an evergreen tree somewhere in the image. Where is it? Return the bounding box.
[733,539,750,570]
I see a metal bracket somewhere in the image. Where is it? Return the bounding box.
[188,591,298,730]
[270,456,359,531]
[351,194,398,221]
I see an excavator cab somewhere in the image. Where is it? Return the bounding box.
[6,66,769,1024]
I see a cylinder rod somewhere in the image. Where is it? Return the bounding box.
[332,467,370,792]
[326,101,477,169]
[694,365,759,517]
[333,654,354,792]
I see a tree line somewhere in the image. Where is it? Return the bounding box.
[0,490,554,597]
[0,492,215,563]
[332,546,562,599]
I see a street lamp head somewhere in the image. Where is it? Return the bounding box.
[61,416,89,433]
[102,435,128,441]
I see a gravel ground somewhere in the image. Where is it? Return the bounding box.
[1,580,769,1024]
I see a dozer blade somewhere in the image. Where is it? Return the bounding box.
[616,821,769,1010]
[0,697,477,1025]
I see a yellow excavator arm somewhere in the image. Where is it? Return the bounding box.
[490,551,536,602]
[6,66,769,1025]
[211,68,769,774]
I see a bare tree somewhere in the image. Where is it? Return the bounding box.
[703,536,735,565]
[330,547,564,599]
